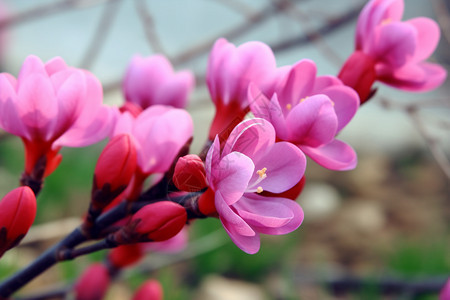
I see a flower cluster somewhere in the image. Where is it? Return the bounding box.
[0,0,447,298]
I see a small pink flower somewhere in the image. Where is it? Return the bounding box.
[0,55,114,177]
[206,38,279,140]
[441,278,450,300]
[339,0,447,102]
[204,118,306,254]
[250,59,359,171]
[123,54,194,109]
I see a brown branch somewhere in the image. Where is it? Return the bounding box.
[134,0,167,55]
[431,0,450,46]
[79,0,122,69]
[213,0,255,18]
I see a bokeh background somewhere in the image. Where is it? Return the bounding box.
[0,0,449,299]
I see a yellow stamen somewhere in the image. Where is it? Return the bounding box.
[286,103,292,110]
[300,96,309,103]
[256,186,264,193]
[256,167,267,179]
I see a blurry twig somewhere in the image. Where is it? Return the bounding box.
[213,0,255,18]
[432,0,450,46]
[134,0,167,56]
[380,97,450,180]
[79,0,122,69]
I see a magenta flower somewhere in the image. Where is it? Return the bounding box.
[0,55,114,177]
[113,105,193,175]
[249,59,359,171]
[204,118,306,254]
[122,54,195,109]
[339,0,447,103]
[206,38,279,140]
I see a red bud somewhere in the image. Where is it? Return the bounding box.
[131,202,187,242]
[74,263,110,300]
[132,279,163,300]
[0,187,36,257]
[198,187,217,216]
[173,154,207,192]
[108,243,144,269]
[338,51,377,104]
[92,134,137,209]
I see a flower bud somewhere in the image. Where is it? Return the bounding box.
[74,263,110,300]
[92,134,137,210]
[338,51,377,104]
[198,187,217,217]
[173,154,207,192]
[132,279,163,300]
[108,244,144,269]
[0,187,36,258]
[115,202,187,243]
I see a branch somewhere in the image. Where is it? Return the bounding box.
[134,0,167,55]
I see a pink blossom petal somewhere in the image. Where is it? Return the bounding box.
[356,0,404,49]
[205,136,221,186]
[274,59,316,107]
[250,142,306,193]
[215,152,254,205]
[312,75,342,94]
[16,74,57,139]
[248,84,289,140]
[239,194,304,235]
[378,62,447,92]
[17,55,47,84]
[320,85,359,132]
[222,118,275,160]
[216,191,255,237]
[0,74,27,137]
[367,22,416,68]
[300,139,357,171]
[286,95,338,147]
[406,17,440,63]
[155,70,194,108]
[44,57,68,76]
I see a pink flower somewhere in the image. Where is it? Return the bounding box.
[204,118,306,254]
[206,38,279,140]
[132,280,163,300]
[112,105,193,200]
[0,55,114,178]
[123,54,194,109]
[249,59,359,171]
[441,278,450,300]
[74,263,110,300]
[339,0,447,103]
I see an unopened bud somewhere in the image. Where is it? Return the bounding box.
[132,279,163,300]
[338,51,377,104]
[173,154,207,192]
[108,244,144,269]
[92,134,137,210]
[0,187,36,258]
[115,202,187,243]
[198,187,217,217]
[74,263,110,300]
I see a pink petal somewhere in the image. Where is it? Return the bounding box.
[250,142,306,193]
[205,136,221,186]
[356,0,404,49]
[274,59,316,107]
[16,74,57,140]
[286,95,338,147]
[0,74,27,137]
[215,152,254,205]
[312,75,342,94]
[248,84,289,140]
[320,85,359,132]
[155,70,194,108]
[378,62,447,92]
[216,191,255,237]
[17,55,47,84]
[44,57,68,76]
[367,22,416,68]
[406,17,440,63]
[222,118,275,161]
[300,139,357,171]
[239,194,304,235]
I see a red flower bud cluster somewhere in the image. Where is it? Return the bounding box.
[173,154,207,192]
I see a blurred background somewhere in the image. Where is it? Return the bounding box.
[0,0,449,299]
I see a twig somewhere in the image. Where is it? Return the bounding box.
[133,0,167,55]
[431,0,450,46]
[79,0,122,69]
[213,0,255,18]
